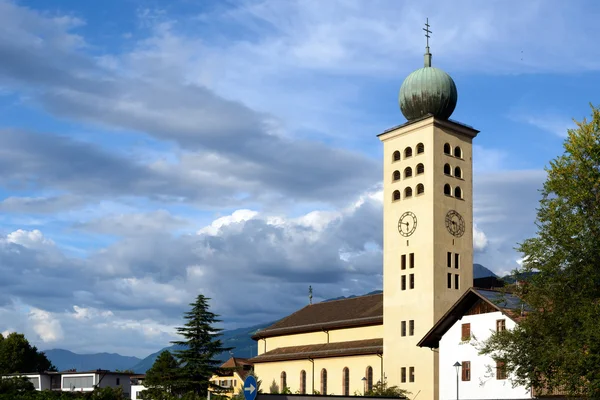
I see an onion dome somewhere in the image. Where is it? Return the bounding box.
[399,29,458,121]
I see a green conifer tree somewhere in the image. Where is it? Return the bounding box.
[171,294,232,397]
[142,350,180,399]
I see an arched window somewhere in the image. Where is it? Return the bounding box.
[393,151,401,162]
[454,146,462,158]
[281,371,287,391]
[416,163,424,175]
[366,366,373,393]
[404,147,413,158]
[300,370,306,394]
[392,190,401,201]
[416,143,424,154]
[444,143,451,154]
[342,367,350,396]
[393,170,401,181]
[444,163,451,175]
[444,184,451,196]
[405,187,413,198]
[404,167,412,178]
[321,369,327,395]
[455,186,462,199]
[416,184,424,195]
[454,166,462,178]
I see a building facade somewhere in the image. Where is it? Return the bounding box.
[1,369,132,396]
[418,288,532,400]
[209,357,254,398]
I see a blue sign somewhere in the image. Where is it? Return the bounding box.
[243,375,258,400]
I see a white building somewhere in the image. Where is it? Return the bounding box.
[130,374,146,400]
[418,288,533,400]
[2,369,132,396]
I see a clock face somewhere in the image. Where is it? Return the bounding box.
[398,211,418,237]
[445,210,465,237]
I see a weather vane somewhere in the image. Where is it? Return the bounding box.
[423,18,432,50]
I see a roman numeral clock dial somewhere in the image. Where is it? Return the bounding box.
[398,211,417,237]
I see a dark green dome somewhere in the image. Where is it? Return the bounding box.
[399,65,458,121]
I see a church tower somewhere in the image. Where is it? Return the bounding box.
[380,21,479,400]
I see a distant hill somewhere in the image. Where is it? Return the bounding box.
[44,349,141,372]
[473,263,497,279]
[323,290,383,302]
[128,321,273,373]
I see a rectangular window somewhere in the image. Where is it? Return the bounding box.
[401,367,406,383]
[401,275,406,290]
[454,274,459,290]
[454,253,460,269]
[409,320,414,336]
[496,319,506,332]
[461,323,470,341]
[496,361,507,380]
[409,253,415,268]
[409,274,415,289]
[447,252,452,268]
[401,254,406,270]
[63,376,94,390]
[462,362,471,381]
[401,321,406,337]
[447,273,452,289]
[409,367,415,383]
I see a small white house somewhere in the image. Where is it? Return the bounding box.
[418,288,532,400]
[2,369,132,396]
[130,374,146,400]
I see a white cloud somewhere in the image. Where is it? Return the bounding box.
[197,209,259,235]
[473,224,489,252]
[6,229,55,249]
[28,308,63,343]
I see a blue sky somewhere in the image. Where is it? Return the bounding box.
[0,0,599,357]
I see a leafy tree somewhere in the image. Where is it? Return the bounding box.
[0,376,35,394]
[142,351,180,399]
[0,333,55,374]
[171,294,232,397]
[480,104,600,398]
[365,378,410,398]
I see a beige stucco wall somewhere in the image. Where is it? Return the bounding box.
[254,355,383,396]
[257,325,383,355]
[209,371,245,398]
[380,117,476,400]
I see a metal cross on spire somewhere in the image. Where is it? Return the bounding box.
[423,18,432,50]
[423,18,432,67]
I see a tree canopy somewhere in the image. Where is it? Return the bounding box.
[172,294,232,397]
[480,104,600,397]
[143,350,180,398]
[142,294,232,400]
[0,333,55,374]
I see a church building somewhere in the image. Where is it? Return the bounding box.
[250,22,479,400]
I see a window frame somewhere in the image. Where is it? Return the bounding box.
[461,361,471,381]
[461,323,471,341]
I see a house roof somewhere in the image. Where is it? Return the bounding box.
[250,338,383,363]
[251,293,383,340]
[417,288,528,349]
[215,357,254,379]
